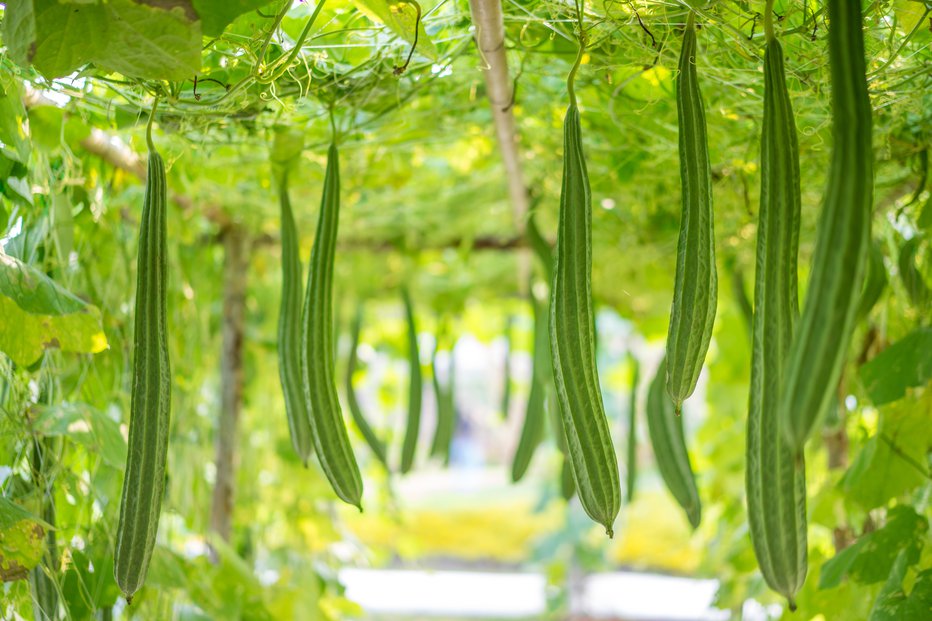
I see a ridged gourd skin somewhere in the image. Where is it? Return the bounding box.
[746,35,808,610]
[527,209,574,499]
[399,286,423,474]
[779,0,874,454]
[665,11,717,413]
[550,98,620,537]
[429,335,456,464]
[898,237,930,309]
[625,355,640,504]
[114,146,172,600]
[856,241,886,319]
[500,315,513,419]
[512,293,549,482]
[301,143,363,509]
[277,177,314,464]
[646,359,701,529]
[346,303,389,470]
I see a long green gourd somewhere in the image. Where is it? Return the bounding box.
[527,209,554,282]
[346,303,390,470]
[512,293,549,482]
[665,11,717,414]
[857,241,887,320]
[625,354,639,504]
[500,314,514,419]
[779,0,874,454]
[526,211,574,497]
[115,108,172,600]
[898,237,930,309]
[543,385,575,500]
[277,175,314,465]
[746,12,807,608]
[400,286,422,474]
[646,359,701,529]
[429,333,456,464]
[301,142,363,508]
[549,27,620,536]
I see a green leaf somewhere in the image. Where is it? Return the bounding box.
[868,548,911,621]
[904,570,932,619]
[0,250,108,366]
[0,250,91,315]
[351,0,438,61]
[819,537,866,589]
[4,0,201,80]
[842,394,932,509]
[0,498,47,582]
[192,0,270,38]
[860,328,932,406]
[4,0,105,79]
[96,0,202,81]
[31,403,127,468]
[0,77,31,164]
[819,506,928,589]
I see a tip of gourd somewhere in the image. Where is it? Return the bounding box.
[787,598,797,612]
[124,594,134,606]
[674,404,683,417]
[605,526,614,539]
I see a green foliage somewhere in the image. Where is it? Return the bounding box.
[0,497,47,581]
[4,0,203,80]
[0,0,929,618]
[859,329,932,406]
[0,248,107,366]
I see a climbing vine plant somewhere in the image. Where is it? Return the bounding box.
[1,0,930,620]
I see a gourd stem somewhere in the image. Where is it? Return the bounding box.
[764,0,775,42]
[256,0,293,71]
[146,97,159,152]
[566,0,586,106]
[259,0,328,84]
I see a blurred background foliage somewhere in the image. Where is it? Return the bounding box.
[0,0,930,619]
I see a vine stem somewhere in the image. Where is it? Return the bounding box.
[566,0,586,106]
[763,0,775,42]
[146,97,160,152]
[256,0,294,68]
[258,0,328,84]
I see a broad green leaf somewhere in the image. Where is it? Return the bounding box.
[97,0,202,81]
[868,548,910,621]
[0,498,47,582]
[819,537,866,589]
[192,0,270,38]
[0,251,108,365]
[0,250,90,315]
[4,0,105,79]
[904,570,932,619]
[860,328,932,406]
[351,0,439,61]
[0,295,108,366]
[31,403,126,468]
[819,506,928,588]
[4,0,201,80]
[841,394,932,509]
[0,77,31,164]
